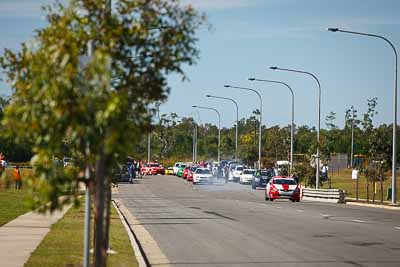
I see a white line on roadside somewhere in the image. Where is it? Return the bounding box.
[296,210,304,213]
[394,226,400,230]
[320,214,332,217]
[276,206,282,209]
[352,219,366,223]
[259,203,266,206]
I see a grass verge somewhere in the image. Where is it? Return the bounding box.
[320,168,400,203]
[24,202,138,267]
[0,168,37,226]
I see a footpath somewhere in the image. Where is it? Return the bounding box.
[0,206,70,267]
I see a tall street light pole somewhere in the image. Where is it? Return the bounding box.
[224,85,263,168]
[192,105,221,162]
[350,106,355,169]
[328,27,398,204]
[249,78,295,173]
[206,94,239,161]
[270,66,322,189]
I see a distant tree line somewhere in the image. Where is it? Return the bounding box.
[132,97,396,172]
[0,95,395,171]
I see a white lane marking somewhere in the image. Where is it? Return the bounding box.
[259,203,266,206]
[296,210,304,213]
[320,214,332,217]
[352,219,366,223]
[394,226,400,230]
[276,206,282,209]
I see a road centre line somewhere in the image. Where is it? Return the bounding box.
[394,226,400,230]
[351,219,366,223]
[296,210,304,213]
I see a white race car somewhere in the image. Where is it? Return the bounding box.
[193,168,213,184]
[240,169,256,184]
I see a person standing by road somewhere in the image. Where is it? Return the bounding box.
[13,165,22,190]
[321,164,329,182]
[136,160,141,178]
[128,162,135,184]
[0,152,5,180]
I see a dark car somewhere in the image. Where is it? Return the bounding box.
[112,162,131,183]
[252,169,274,189]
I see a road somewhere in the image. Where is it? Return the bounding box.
[116,175,400,267]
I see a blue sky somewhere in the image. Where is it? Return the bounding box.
[1,0,399,129]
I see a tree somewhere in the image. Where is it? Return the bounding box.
[0,0,205,265]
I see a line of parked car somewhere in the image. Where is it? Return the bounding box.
[168,161,301,202]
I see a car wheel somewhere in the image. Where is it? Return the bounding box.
[265,194,269,201]
[290,199,295,202]
[252,183,256,190]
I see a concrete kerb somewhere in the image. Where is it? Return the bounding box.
[113,198,171,267]
[346,201,400,210]
[112,200,147,267]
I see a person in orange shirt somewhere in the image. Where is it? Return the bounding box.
[13,165,22,190]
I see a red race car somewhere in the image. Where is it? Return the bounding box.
[183,166,191,179]
[265,176,300,202]
[141,162,165,175]
[186,166,198,182]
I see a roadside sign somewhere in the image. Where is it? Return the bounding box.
[352,169,359,180]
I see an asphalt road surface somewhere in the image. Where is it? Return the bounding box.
[116,175,400,267]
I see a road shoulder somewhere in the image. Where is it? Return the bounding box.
[114,198,171,267]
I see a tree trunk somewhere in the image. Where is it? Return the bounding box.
[104,175,112,252]
[93,150,107,267]
[366,180,369,203]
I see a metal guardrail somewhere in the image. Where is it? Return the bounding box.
[302,188,346,204]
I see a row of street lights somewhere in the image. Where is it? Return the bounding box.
[189,27,397,204]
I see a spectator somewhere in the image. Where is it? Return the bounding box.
[128,163,136,184]
[0,152,4,176]
[136,160,141,178]
[321,164,329,182]
[13,165,22,190]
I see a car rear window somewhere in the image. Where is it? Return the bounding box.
[259,171,273,177]
[243,170,255,174]
[273,179,296,185]
[236,167,243,171]
[150,164,160,167]
[196,169,211,174]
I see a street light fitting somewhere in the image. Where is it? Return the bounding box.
[192,105,197,108]
[327,27,339,32]
[248,78,255,81]
[224,85,231,88]
[205,94,211,97]
[270,66,278,70]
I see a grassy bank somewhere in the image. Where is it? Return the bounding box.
[320,168,400,203]
[24,203,138,267]
[0,168,34,226]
